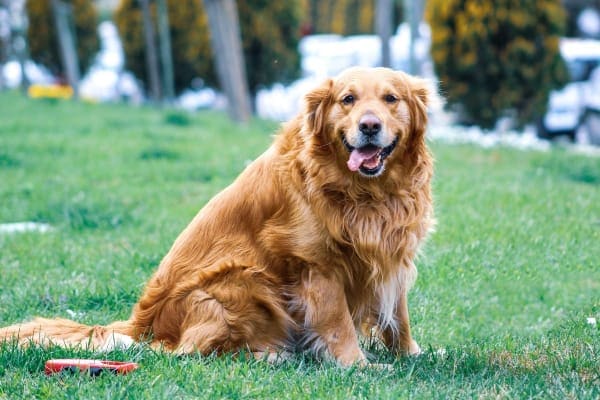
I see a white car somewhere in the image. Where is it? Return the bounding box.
[539,38,600,145]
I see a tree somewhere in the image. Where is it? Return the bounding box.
[51,0,80,95]
[156,0,174,100]
[204,0,251,122]
[26,0,99,78]
[299,0,404,36]
[375,0,393,68]
[426,0,569,129]
[237,0,301,94]
[115,0,300,96]
[138,0,161,101]
[115,0,214,96]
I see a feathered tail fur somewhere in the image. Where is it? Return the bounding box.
[0,318,135,351]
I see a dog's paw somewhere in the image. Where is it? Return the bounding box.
[99,333,135,352]
[252,350,292,364]
[408,339,422,356]
[336,349,368,367]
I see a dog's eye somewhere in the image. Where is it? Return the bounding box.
[341,95,355,106]
[384,94,398,104]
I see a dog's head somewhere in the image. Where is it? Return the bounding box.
[303,67,429,178]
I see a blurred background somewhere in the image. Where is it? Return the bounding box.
[0,0,599,147]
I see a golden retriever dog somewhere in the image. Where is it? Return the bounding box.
[0,67,434,366]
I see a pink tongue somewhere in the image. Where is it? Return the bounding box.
[347,147,381,171]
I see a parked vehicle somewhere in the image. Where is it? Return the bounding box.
[538,38,600,144]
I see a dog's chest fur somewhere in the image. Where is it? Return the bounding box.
[267,185,427,330]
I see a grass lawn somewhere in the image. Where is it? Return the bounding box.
[0,91,598,399]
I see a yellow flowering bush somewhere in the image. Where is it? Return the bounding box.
[426,0,569,128]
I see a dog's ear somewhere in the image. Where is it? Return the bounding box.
[304,78,333,135]
[404,74,430,137]
[408,76,429,110]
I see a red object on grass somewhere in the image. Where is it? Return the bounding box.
[45,359,138,376]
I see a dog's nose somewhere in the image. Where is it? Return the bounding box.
[359,114,381,136]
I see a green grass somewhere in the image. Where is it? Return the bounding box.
[0,91,598,399]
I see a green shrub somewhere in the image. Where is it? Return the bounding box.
[114,0,300,95]
[26,0,99,77]
[426,0,569,129]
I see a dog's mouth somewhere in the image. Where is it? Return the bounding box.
[342,136,398,177]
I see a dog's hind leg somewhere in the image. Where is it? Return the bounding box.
[174,267,292,355]
[174,289,230,354]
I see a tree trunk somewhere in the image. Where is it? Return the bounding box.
[376,0,393,68]
[156,0,174,101]
[0,0,9,90]
[403,0,421,75]
[203,0,251,123]
[50,0,80,98]
[138,0,161,103]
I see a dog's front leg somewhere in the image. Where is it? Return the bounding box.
[381,290,421,356]
[300,268,366,366]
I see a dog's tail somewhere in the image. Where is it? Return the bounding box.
[0,318,136,351]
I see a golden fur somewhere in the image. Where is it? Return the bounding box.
[0,67,434,366]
